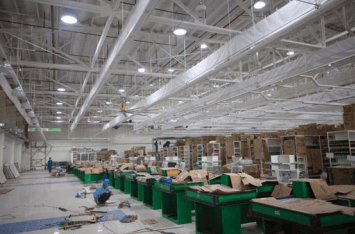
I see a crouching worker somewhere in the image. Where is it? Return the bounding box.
[94,179,112,205]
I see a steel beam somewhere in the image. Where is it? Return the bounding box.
[70,0,159,133]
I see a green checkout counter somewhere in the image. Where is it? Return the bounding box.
[154,181,204,224]
[114,171,134,192]
[251,197,355,234]
[107,169,115,187]
[184,174,278,234]
[251,180,355,234]
[125,173,144,200]
[137,177,162,210]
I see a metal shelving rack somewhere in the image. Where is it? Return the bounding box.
[265,138,282,157]
[71,148,96,163]
[162,147,168,161]
[233,141,242,157]
[212,143,220,157]
[281,136,309,178]
[327,131,355,167]
[197,144,203,169]
[184,145,191,170]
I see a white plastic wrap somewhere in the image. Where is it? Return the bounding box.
[105,0,346,131]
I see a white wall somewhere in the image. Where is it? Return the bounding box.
[29,124,110,163]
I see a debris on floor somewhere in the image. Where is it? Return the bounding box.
[0,214,16,220]
[141,219,158,225]
[118,200,131,208]
[120,215,138,223]
[121,226,183,234]
[0,188,14,194]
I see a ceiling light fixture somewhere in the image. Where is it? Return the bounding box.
[287,51,295,56]
[56,111,62,114]
[106,101,112,105]
[138,68,145,73]
[254,1,266,9]
[119,88,125,92]
[97,110,103,113]
[57,88,66,92]
[168,68,174,72]
[56,116,61,119]
[126,100,130,104]
[61,15,77,24]
[173,28,187,36]
[149,84,154,87]
[201,43,208,49]
[56,102,63,105]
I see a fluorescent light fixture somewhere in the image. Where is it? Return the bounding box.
[61,15,77,24]
[56,116,61,119]
[201,43,208,49]
[254,1,266,9]
[173,28,187,36]
[97,110,103,113]
[57,88,66,92]
[149,84,154,87]
[178,101,184,104]
[328,64,332,67]
[138,68,145,73]
[56,102,63,105]
[287,51,295,56]
[106,101,112,105]
[56,111,62,114]
[168,68,174,72]
[119,88,125,92]
[213,84,219,88]
[126,100,130,104]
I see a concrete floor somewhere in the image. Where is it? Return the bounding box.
[0,170,263,234]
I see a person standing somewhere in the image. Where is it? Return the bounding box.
[154,140,158,152]
[47,157,53,173]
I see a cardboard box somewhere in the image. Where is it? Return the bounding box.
[254,139,264,160]
[189,170,208,184]
[271,184,292,198]
[333,166,355,185]
[242,164,261,178]
[135,165,146,172]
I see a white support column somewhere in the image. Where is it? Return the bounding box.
[14,139,22,172]
[4,136,15,164]
[0,131,4,169]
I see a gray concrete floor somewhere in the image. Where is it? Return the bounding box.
[0,170,263,234]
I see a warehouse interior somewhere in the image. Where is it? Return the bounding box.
[2,0,355,233]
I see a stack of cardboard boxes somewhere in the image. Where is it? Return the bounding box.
[332,166,355,185]
[343,104,355,130]
[97,148,118,161]
[131,146,146,156]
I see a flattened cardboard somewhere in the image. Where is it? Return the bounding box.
[0,188,14,194]
[291,179,336,200]
[224,173,249,190]
[190,185,240,195]
[271,185,292,198]
[141,219,158,225]
[239,173,262,187]
[176,170,189,182]
[189,170,208,183]
[329,185,355,194]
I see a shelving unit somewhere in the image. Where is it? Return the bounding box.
[281,136,309,178]
[201,156,222,174]
[326,131,355,167]
[212,143,220,157]
[183,145,191,170]
[197,144,203,169]
[265,138,282,157]
[71,148,96,163]
[233,141,242,157]
[162,147,168,161]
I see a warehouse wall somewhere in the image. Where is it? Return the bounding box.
[29,124,110,164]
[108,125,156,156]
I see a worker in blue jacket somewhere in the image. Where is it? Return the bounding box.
[94,179,112,205]
[47,157,53,173]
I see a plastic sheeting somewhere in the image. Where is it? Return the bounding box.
[0,167,6,184]
[137,37,355,131]
[104,0,349,131]
[3,163,20,179]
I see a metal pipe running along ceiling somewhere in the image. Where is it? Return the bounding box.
[69,0,159,134]
[102,0,349,132]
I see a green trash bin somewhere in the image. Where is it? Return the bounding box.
[186,188,257,234]
[108,169,115,187]
[154,182,203,224]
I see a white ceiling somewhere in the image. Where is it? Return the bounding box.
[1,0,355,139]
